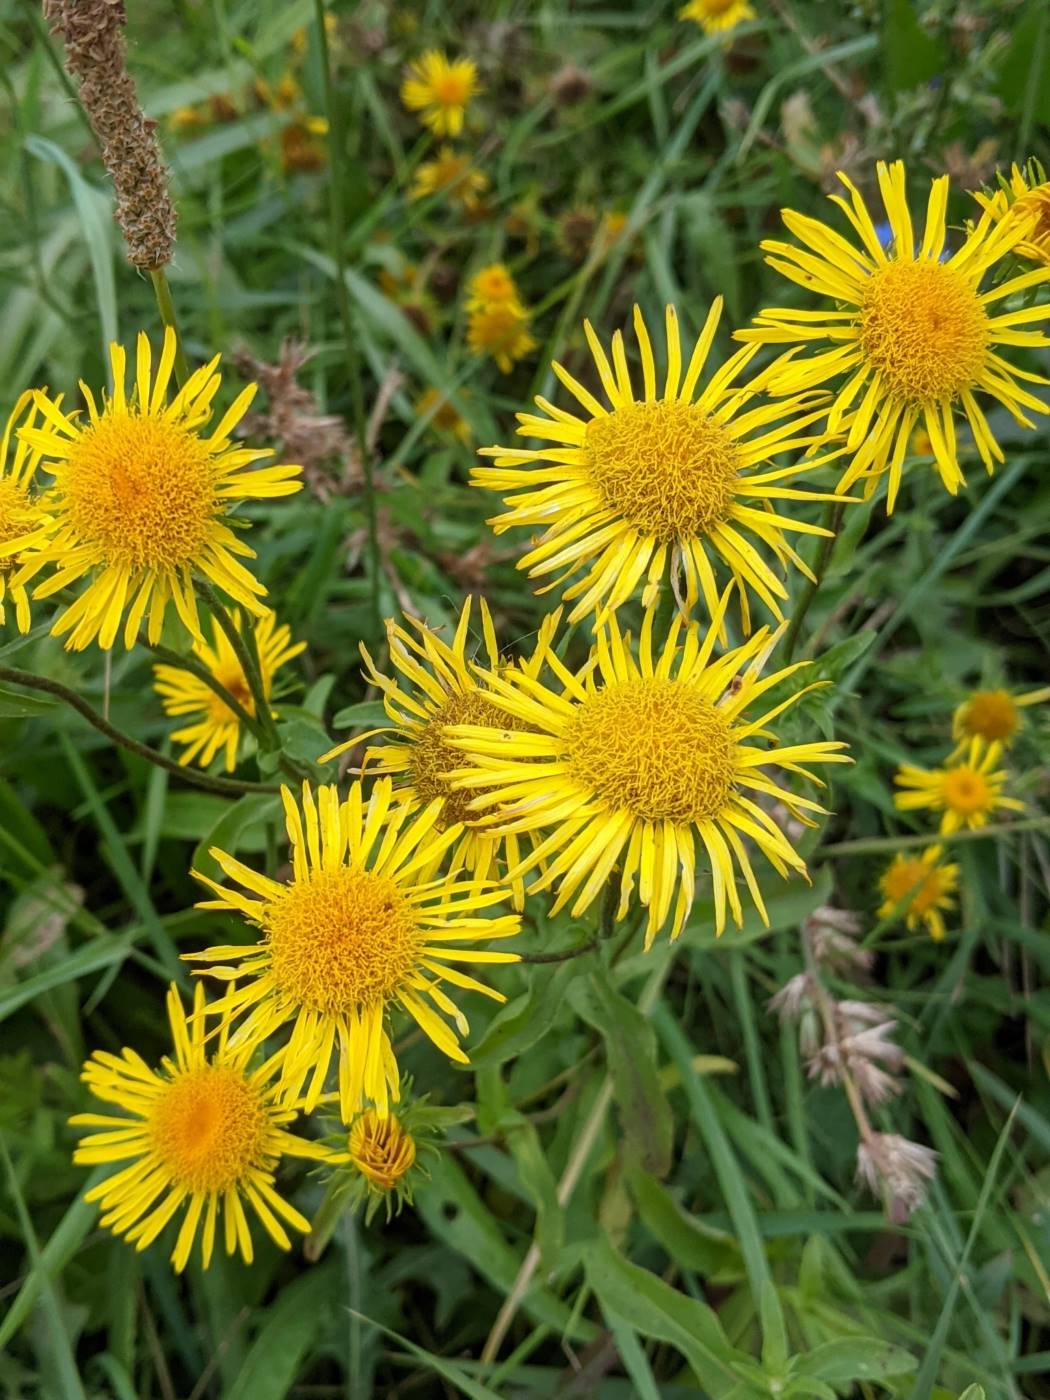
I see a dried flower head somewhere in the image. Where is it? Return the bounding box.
[856,1132,937,1221]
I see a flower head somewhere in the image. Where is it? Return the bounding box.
[70,983,327,1272]
[467,263,521,310]
[974,162,1050,266]
[738,160,1050,510]
[153,610,305,772]
[467,300,537,373]
[0,394,52,633]
[680,0,756,35]
[16,329,301,651]
[474,301,845,632]
[411,146,489,207]
[878,845,958,941]
[401,51,479,137]
[856,1132,937,1220]
[894,738,1023,834]
[346,1108,416,1190]
[951,684,1050,752]
[445,596,849,945]
[188,780,520,1120]
[321,597,558,907]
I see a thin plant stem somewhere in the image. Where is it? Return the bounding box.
[144,639,261,737]
[0,666,279,797]
[148,268,191,388]
[194,580,280,752]
[820,815,1050,858]
[781,500,845,664]
[314,0,381,631]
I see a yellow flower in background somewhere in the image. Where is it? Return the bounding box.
[894,738,1023,834]
[974,163,1050,266]
[445,597,850,945]
[467,301,538,373]
[16,329,301,652]
[411,146,489,207]
[188,780,520,1121]
[0,393,52,634]
[415,387,472,443]
[467,263,522,310]
[474,301,846,632]
[153,610,305,772]
[401,51,479,136]
[878,846,958,941]
[70,984,327,1273]
[951,685,1050,753]
[680,0,756,36]
[738,160,1050,510]
[321,597,559,907]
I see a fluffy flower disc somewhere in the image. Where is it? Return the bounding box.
[877,845,959,942]
[739,160,1050,510]
[474,300,846,633]
[0,393,52,634]
[16,329,302,651]
[321,598,559,908]
[188,779,520,1121]
[153,610,304,772]
[894,738,1024,834]
[400,50,479,137]
[70,984,326,1272]
[951,684,1050,754]
[444,592,850,944]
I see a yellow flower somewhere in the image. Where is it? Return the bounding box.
[169,104,208,134]
[738,160,1050,510]
[951,685,1050,753]
[467,301,538,373]
[153,610,305,772]
[16,329,301,652]
[473,301,845,632]
[415,387,472,443]
[411,146,489,207]
[344,1109,417,1191]
[680,0,756,35]
[187,779,520,1120]
[894,738,1023,834]
[467,263,522,310]
[445,598,850,945]
[974,163,1050,266]
[401,51,479,137]
[321,597,559,908]
[70,983,327,1273]
[0,393,52,634]
[878,846,958,941]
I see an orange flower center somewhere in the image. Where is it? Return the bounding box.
[412,687,526,827]
[148,1065,267,1194]
[942,765,989,816]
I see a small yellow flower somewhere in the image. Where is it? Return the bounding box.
[878,846,959,941]
[894,738,1024,834]
[411,146,489,207]
[974,163,1050,266]
[738,160,1050,510]
[345,1109,417,1191]
[467,301,537,373]
[680,0,756,36]
[0,393,52,634]
[153,610,305,772]
[16,329,301,652]
[401,51,479,137]
[70,983,328,1273]
[169,104,208,134]
[951,685,1050,753]
[187,779,521,1121]
[445,598,850,945]
[415,387,472,443]
[467,263,522,310]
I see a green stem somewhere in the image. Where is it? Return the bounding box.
[148,268,191,388]
[145,639,260,737]
[781,499,845,663]
[314,0,381,632]
[820,815,1050,858]
[0,666,279,797]
[195,581,280,752]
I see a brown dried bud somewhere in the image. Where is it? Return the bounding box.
[44,0,177,269]
[549,62,594,108]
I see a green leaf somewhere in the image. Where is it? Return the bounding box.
[0,935,133,1023]
[191,793,282,883]
[569,965,673,1177]
[223,1265,335,1400]
[882,0,944,91]
[346,1312,503,1400]
[993,1,1050,125]
[0,685,59,718]
[760,1279,789,1374]
[0,1176,100,1349]
[505,1117,564,1274]
[795,1336,917,1383]
[468,960,577,1068]
[628,1170,739,1275]
[329,699,391,731]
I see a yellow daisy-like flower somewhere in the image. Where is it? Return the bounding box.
[877,845,958,942]
[188,779,520,1121]
[894,738,1024,834]
[474,300,844,631]
[16,329,302,652]
[416,387,472,443]
[153,610,305,772]
[445,597,850,944]
[974,163,1050,267]
[400,50,479,137]
[0,393,52,634]
[467,301,538,374]
[321,597,558,908]
[411,146,489,207]
[467,263,522,310]
[951,685,1050,753]
[738,160,1050,510]
[680,0,756,36]
[342,1108,417,1191]
[70,983,327,1273]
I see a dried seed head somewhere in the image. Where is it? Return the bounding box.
[856,1133,937,1219]
[45,0,177,269]
[767,973,813,1023]
[805,906,874,974]
[549,62,594,108]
